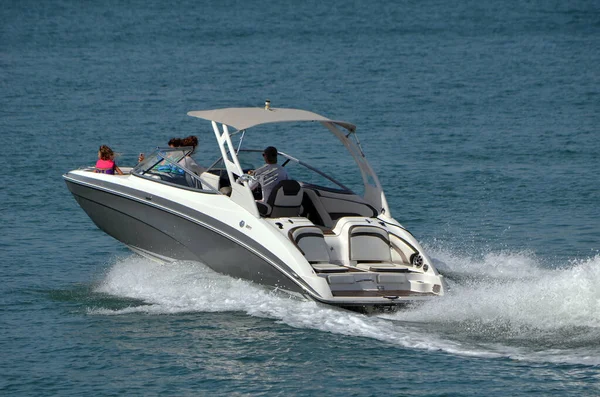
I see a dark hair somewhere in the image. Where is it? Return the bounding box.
[168,138,183,147]
[263,146,278,163]
[181,135,198,148]
[99,145,114,161]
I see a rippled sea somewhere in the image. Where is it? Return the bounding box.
[2,0,600,395]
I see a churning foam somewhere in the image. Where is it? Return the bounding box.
[392,248,600,365]
[410,248,600,330]
[91,255,470,356]
[91,252,600,366]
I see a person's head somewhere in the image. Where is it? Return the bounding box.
[181,136,199,153]
[98,145,114,160]
[181,135,198,147]
[168,138,183,148]
[263,146,278,164]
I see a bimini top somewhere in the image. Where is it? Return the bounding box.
[187,107,356,132]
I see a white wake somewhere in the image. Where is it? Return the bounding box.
[90,251,600,366]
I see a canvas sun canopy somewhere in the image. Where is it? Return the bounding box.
[187,107,356,132]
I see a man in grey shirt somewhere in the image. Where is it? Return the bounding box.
[248,146,288,202]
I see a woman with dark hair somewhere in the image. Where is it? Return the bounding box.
[179,135,205,174]
[95,145,124,175]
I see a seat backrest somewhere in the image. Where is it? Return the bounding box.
[266,180,303,218]
[289,226,331,263]
[302,189,334,228]
[349,226,392,262]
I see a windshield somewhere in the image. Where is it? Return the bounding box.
[207,149,353,193]
[132,147,216,192]
[134,147,189,173]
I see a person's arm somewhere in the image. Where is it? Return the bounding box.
[247,165,266,190]
[186,157,205,175]
[248,177,259,191]
[115,165,124,175]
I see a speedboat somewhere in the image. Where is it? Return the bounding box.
[64,105,445,312]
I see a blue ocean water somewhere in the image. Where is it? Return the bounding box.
[2,0,599,395]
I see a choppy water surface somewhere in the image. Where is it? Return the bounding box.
[2,0,599,395]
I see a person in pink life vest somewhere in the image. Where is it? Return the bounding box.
[95,145,123,175]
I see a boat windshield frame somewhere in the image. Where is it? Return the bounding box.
[206,148,354,194]
[131,147,218,193]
